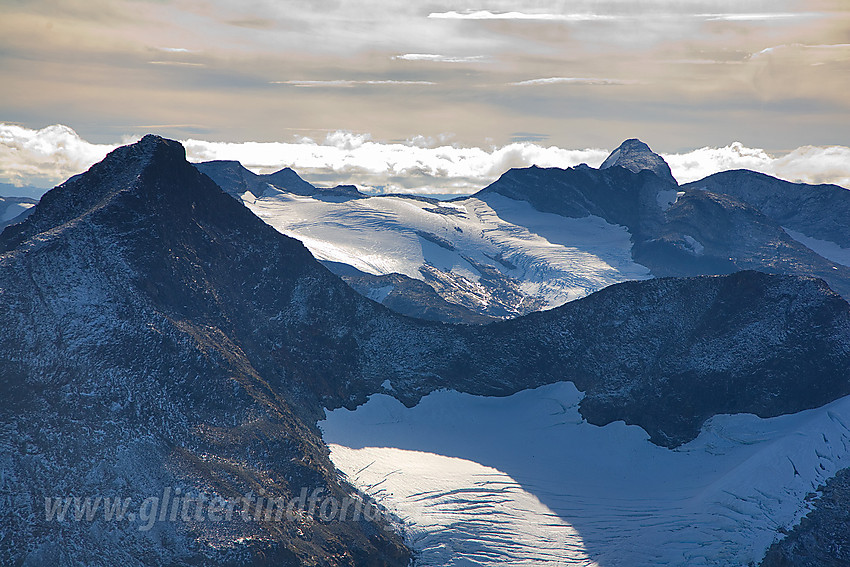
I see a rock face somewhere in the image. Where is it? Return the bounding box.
[476,162,670,243]
[761,468,850,567]
[682,170,850,248]
[0,136,410,566]
[599,138,678,187]
[3,136,849,565]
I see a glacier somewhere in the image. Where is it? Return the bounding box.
[321,382,850,566]
[245,191,650,314]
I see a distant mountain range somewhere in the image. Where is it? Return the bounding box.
[197,138,850,323]
[0,195,37,231]
[2,136,849,566]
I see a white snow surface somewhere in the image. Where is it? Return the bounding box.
[785,227,850,267]
[244,192,650,310]
[656,189,678,211]
[321,382,850,567]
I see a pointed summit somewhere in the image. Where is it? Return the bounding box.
[600,139,677,186]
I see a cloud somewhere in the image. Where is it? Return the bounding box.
[698,13,818,22]
[751,43,850,60]
[181,131,610,195]
[510,77,637,86]
[392,54,488,63]
[271,80,436,87]
[0,124,125,189]
[148,61,206,67]
[2,126,848,200]
[428,11,614,22]
[663,142,850,187]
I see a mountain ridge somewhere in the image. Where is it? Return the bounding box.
[4,135,850,565]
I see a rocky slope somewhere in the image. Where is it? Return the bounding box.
[3,136,850,565]
[682,169,850,248]
[0,136,410,566]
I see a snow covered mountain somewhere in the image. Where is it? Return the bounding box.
[198,139,850,323]
[4,135,850,566]
[479,144,850,301]
[197,160,652,321]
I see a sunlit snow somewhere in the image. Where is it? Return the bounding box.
[245,192,650,311]
[321,382,850,566]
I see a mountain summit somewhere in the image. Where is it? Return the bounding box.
[600,138,677,186]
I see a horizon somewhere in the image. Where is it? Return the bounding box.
[1,123,849,200]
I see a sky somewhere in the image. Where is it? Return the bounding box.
[1,0,849,196]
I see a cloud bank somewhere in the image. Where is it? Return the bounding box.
[0,124,121,189]
[1,125,848,199]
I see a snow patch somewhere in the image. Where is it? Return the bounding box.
[366,285,395,303]
[784,227,850,267]
[656,189,678,211]
[683,234,705,255]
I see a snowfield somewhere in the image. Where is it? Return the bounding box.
[244,191,650,314]
[784,227,850,268]
[321,382,850,566]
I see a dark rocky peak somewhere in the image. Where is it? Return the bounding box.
[0,135,200,253]
[600,138,677,186]
[264,166,318,195]
[191,159,259,197]
[196,160,366,201]
[474,163,670,241]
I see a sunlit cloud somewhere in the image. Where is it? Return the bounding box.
[0,124,124,189]
[428,11,614,22]
[699,13,818,22]
[181,131,609,195]
[751,43,850,59]
[271,80,437,87]
[510,77,638,86]
[393,54,488,63]
[148,61,205,67]
[665,143,850,188]
[157,47,195,53]
[2,126,848,199]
